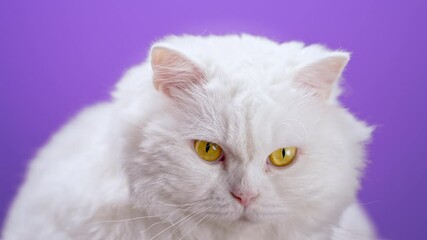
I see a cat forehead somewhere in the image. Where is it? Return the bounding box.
[189,101,257,161]
[179,87,307,158]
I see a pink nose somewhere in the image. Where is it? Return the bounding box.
[230,191,259,207]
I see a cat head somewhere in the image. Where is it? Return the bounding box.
[119,35,372,233]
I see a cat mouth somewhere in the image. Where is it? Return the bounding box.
[236,210,260,223]
[237,215,253,222]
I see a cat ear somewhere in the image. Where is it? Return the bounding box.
[293,52,350,100]
[150,46,205,97]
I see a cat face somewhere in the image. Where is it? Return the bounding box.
[121,37,372,232]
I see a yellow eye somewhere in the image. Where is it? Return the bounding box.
[194,140,223,162]
[268,147,298,167]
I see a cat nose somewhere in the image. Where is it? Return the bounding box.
[230,191,259,207]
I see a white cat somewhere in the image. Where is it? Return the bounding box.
[2,34,376,240]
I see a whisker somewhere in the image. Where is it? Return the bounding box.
[177,214,210,240]
[150,206,212,240]
[92,213,174,224]
[156,199,207,207]
[141,204,195,234]
[93,198,208,225]
[141,219,168,235]
[168,204,210,237]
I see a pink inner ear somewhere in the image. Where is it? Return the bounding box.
[151,46,205,97]
[294,53,349,100]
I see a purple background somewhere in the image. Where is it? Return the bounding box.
[1,0,426,239]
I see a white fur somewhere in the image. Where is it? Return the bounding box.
[2,34,375,240]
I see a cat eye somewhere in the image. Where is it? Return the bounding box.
[268,147,298,167]
[194,140,223,162]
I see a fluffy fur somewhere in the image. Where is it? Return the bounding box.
[2,34,375,240]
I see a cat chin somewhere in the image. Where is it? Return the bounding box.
[234,214,267,224]
[208,215,262,225]
[207,208,284,225]
[213,214,285,229]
